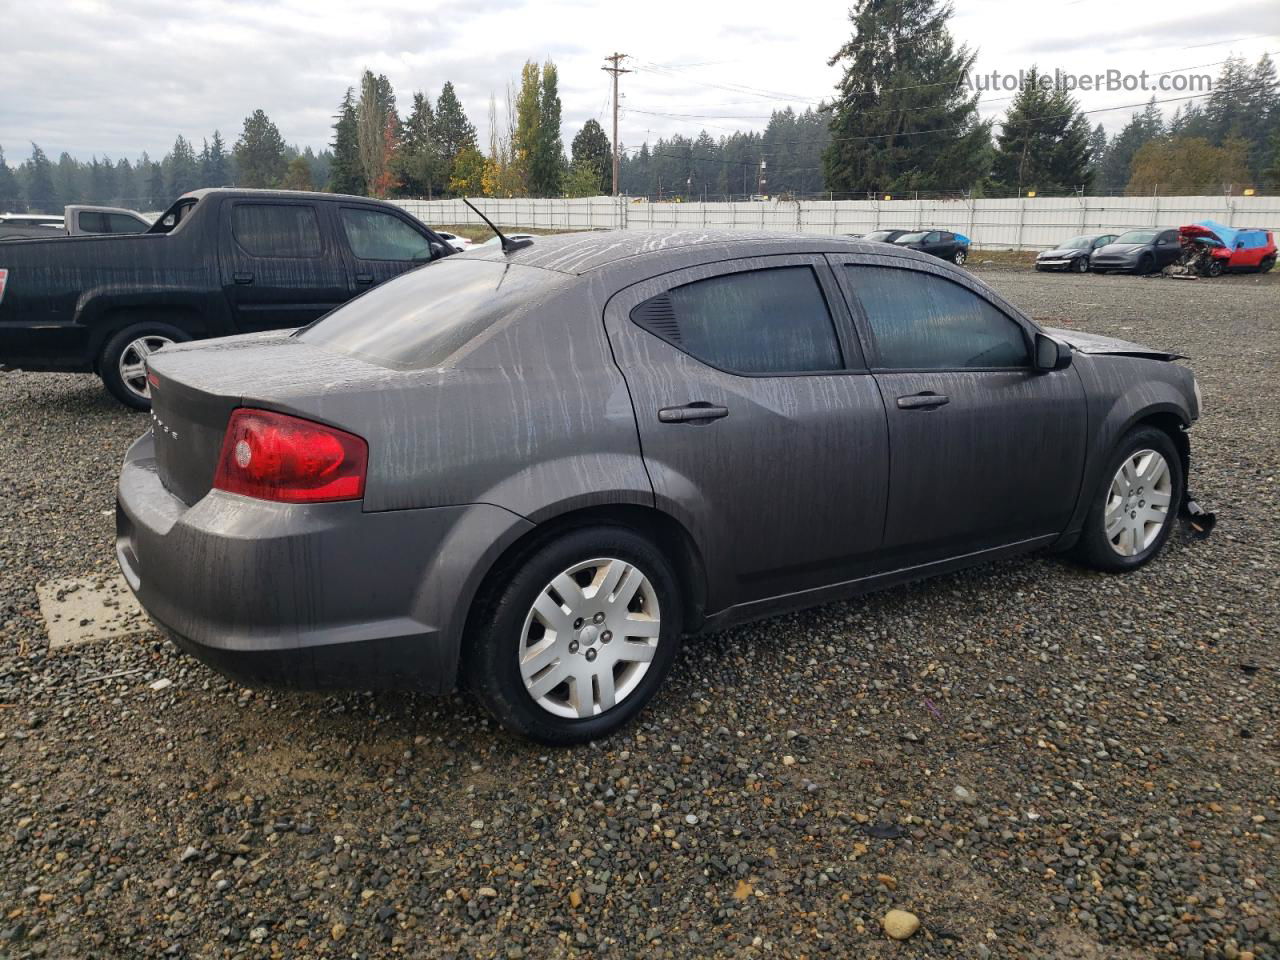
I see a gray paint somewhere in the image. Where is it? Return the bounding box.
[119,230,1199,693]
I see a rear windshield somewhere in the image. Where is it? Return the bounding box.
[297,259,570,369]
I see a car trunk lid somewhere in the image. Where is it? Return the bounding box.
[146,332,399,505]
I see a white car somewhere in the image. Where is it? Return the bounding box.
[434,231,473,253]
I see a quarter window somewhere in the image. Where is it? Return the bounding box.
[846,265,1029,370]
[232,204,322,258]
[632,266,843,374]
[340,208,432,261]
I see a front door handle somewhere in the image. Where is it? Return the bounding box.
[658,403,729,423]
[233,272,253,285]
[897,392,950,410]
[354,273,374,284]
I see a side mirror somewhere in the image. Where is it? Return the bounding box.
[1034,332,1072,372]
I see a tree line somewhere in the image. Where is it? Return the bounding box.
[2,1,1278,214]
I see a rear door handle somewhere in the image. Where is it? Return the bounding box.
[233,272,253,285]
[896,392,950,410]
[658,403,729,423]
[354,273,374,284]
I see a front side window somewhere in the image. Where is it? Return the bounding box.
[847,265,1029,370]
[78,212,110,233]
[232,204,322,258]
[631,265,843,375]
[108,213,147,234]
[340,208,432,261]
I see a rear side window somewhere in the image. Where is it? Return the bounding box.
[631,266,843,375]
[846,265,1029,370]
[340,208,431,261]
[232,204,322,258]
[77,212,110,233]
[107,213,147,234]
[298,259,570,369]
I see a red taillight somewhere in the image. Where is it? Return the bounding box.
[212,409,367,503]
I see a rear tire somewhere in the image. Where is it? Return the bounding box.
[99,322,189,411]
[1260,255,1275,274]
[952,249,967,266]
[1073,426,1184,572]
[464,525,684,745]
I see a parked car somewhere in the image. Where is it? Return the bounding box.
[1034,233,1118,273]
[117,230,1205,744]
[1090,228,1183,274]
[435,230,473,253]
[0,188,453,408]
[0,205,151,241]
[862,229,908,244]
[892,229,970,265]
[1173,221,1276,277]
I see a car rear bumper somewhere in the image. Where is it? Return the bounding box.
[115,431,534,693]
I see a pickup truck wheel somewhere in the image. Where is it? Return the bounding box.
[100,323,190,411]
[464,526,683,745]
[1073,426,1183,572]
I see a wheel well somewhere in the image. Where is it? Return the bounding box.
[1135,411,1190,482]
[90,307,205,371]
[464,504,708,640]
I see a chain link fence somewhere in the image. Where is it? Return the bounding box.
[395,194,1280,250]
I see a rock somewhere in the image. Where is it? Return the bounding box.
[478,886,498,897]
[953,785,977,806]
[782,755,796,766]
[732,880,753,901]
[883,909,920,940]
[568,889,583,909]
[331,922,347,941]
[148,678,172,691]
[179,845,200,863]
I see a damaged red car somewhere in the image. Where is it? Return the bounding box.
[1172,221,1276,277]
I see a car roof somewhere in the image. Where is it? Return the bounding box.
[176,187,399,205]
[454,229,940,275]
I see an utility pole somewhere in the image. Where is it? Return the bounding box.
[602,53,631,196]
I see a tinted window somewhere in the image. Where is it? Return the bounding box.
[633,266,842,375]
[847,266,1029,370]
[298,260,569,369]
[340,208,431,261]
[232,204,322,258]
[77,212,110,233]
[108,213,147,234]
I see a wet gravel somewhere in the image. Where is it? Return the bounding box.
[1,267,1277,959]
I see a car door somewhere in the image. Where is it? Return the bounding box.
[219,199,350,332]
[1155,229,1181,267]
[335,205,443,294]
[604,255,890,614]
[831,255,1087,567]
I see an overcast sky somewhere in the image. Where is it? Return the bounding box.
[1,0,1277,164]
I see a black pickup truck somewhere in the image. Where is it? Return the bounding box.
[0,188,452,408]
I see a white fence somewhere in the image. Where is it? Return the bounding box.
[395,194,1280,251]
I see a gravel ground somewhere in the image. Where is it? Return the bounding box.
[1,267,1276,959]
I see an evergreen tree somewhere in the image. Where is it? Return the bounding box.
[1243,54,1278,176]
[1087,123,1108,185]
[52,151,83,206]
[202,130,231,186]
[163,134,199,197]
[89,156,116,205]
[0,147,22,212]
[1203,56,1252,144]
[1097,98,1163,194]
[281,155,313,191]
[1266,130,1280,188]
[434,81,478,185]
[529,61,565,196]
[233,109,287,188]
[328,89,365,194]
[823,0,991,194]
[25,144,59,212]
[145,156,166,208]
[114,158,134,206]
[570,119,611,195]
[397,92,442,197]
[993,68,1093,194]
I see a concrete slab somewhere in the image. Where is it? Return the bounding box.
[36,575,150,649]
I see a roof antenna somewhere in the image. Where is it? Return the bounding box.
[462,198,533,254]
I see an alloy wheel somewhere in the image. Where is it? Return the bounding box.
[518,557,662,719]
[953,249,967,265]
[117,335,173,400]
[1104,449,1173,557]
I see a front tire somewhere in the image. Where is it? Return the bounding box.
[1136,254,1155,275]
[464,526,684,745]
[99,322,189,410]
[1073,426,1184,572]
[1072,256,1089,273]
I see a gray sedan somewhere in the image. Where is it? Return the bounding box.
[117,231,1204,743]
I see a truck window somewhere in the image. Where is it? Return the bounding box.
[232,204,323,258]
[77,212,111,234]
[340,208,432,261]
[108,213,148,234]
